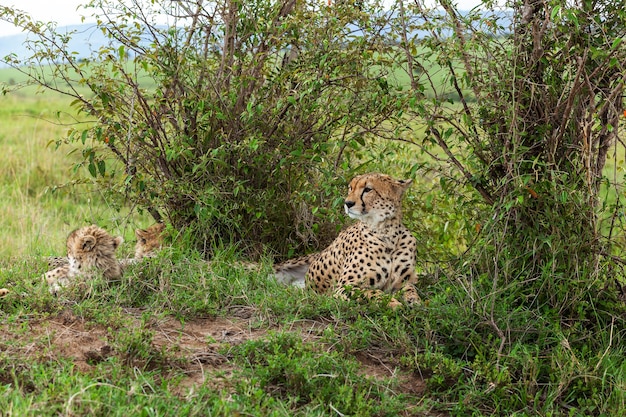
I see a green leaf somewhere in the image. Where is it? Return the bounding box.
[611,37,623,50]
[88,162,97,178]
[98,160,106,176]
[565,9,579,28]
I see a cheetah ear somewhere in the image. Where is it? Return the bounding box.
[113,236,124,250]
[395,178,413,194]
[135,229,146,239]
[82,236,97,252]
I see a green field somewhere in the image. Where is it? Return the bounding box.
[1,64,626,416]
[0,79,441,415]
[0,67,444,416]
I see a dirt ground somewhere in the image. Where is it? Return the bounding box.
[0,308,426,398]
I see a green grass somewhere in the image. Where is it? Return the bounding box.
[1,66,626,416]
[2,248,625,416]
[0,252,432,416]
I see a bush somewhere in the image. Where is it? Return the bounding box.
[1,0,407,257]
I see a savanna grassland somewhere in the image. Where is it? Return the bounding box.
[0,73,153,260]
[1,65,626,416]
[0,68,442,416]
[2,0,626,413]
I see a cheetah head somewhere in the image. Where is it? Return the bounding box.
[134,223,165,259]
[343,173,412,227]
[66,225,124,278]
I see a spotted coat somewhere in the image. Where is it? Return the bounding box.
[274,173,420,308]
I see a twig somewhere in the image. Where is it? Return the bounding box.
[429,125,494,205]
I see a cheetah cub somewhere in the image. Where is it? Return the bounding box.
[134,223,166,259]
[44,225,124,294]
[46,223,165,270]
[274,173,420,308]
[119,222,166,267]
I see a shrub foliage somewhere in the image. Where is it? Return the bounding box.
[393,0,626,312]
[1,0,404,256]
[2,0,626,414]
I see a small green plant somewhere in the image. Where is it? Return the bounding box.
[229,331,408,415]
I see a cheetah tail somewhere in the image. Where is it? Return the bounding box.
[271,253,318,287]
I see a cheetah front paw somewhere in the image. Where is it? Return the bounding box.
[401,284,421,306]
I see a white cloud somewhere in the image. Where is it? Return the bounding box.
[0,0,93,36]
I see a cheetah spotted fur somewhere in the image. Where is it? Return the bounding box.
[274,173,420,308]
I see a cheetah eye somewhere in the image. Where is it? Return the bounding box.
[363,187,372,193]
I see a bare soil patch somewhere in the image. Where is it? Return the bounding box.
[1,309,425,398]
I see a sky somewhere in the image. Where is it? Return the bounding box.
[0,0,486,37]
[0,0,91,36]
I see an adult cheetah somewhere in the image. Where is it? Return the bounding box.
[274,173,420,308]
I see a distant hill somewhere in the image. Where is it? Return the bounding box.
[0,11,511,68]
[0,24,114,67]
